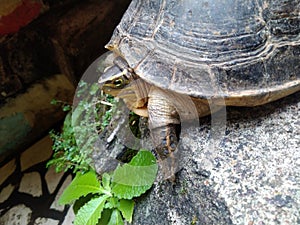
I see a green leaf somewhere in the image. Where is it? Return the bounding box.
[104,197,118,209]
[73,193,94,214]
[129,149,157,166]
[63,112,72,129]
[112,150,158,199]
[74,195,109,225]
[63,105,72,111]
[108,209,124,225]
[59,171,104,205]
[102,173,111,192]
[97,209,112,225]
[118,199,134,223]
[50,99,58,105]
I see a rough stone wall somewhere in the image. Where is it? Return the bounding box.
[0,0,131,103]
[0,0,131,162]
[132,92,300,225]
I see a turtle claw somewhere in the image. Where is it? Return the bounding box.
[151,124,180,160]
[151,124,181,181]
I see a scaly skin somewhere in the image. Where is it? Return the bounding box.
[99,56,212,179]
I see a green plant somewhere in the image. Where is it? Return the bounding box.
[48,80,158,224]
[47,112,92,173]
[59,150,158,225]
[50,99,72,112]
[47,81,116,173]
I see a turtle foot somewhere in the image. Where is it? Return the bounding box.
[151,124,181,181]
[151,124,180,160]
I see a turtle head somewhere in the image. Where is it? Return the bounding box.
[98,56,134,97]
[98,53,150,117]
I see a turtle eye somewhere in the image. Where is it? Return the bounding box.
[113,78,125,88]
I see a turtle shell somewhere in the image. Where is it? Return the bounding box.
[106,0,300,105]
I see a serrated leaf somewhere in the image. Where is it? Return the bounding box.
[112,150,158,199]
[118,199,134,223]
[59,171,104,205]
[74,195,109,225]
[129,149,157,166]
[108,209,124,225]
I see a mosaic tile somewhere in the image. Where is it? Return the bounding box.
[20,135,53,171]
[34,217,60,225]
[0,204,32,225]
[0,184,15,203]
[0,159,16,185]
[18,171,42,197]
[45,166,64,194]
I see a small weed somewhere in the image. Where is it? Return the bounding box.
[48,80,157,224]
[191,215,198,225]
[47,81,116,173]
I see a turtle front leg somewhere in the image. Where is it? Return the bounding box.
[148,87,182,179]
[148,87,181,159]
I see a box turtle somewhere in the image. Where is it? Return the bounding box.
[98,0,300,166]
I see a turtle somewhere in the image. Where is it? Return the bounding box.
[98,0,300,166]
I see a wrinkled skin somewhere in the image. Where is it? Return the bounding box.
[99,56,214,179]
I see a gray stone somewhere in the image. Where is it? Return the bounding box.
[34,217,59,225]
[19,172,42,197]
[95,92,300,225]
[0,204,32,225]
[61,207,75,225]
[132,92,300,225]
